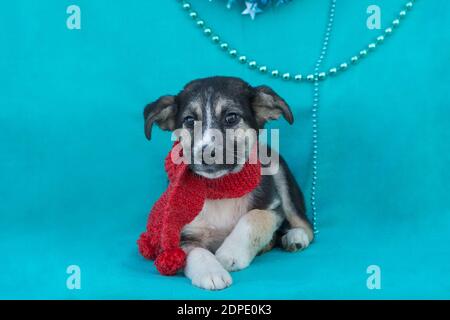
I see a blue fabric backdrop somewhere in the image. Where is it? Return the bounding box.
[0,0,449,299]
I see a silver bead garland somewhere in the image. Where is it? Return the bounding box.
[310,0,337,234]
[178,0,416,83]
[177,0,417,234]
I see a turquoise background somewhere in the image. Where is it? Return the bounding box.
[1,0,449,299]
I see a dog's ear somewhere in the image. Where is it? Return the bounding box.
[252,85,293,127]
[143,95,177,140]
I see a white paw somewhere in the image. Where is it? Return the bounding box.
[184,248,232,290]
[190,268,232,291]
[215,244,252,272]
[282,228,311,252]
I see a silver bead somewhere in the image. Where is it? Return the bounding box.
[259,66,267,73]
[229,49,237,57]
[368,43,376,50]
[220,42,229,50]
[238,55,247,63]
[392,19,400,27]
[203,28,212,36]
[339,62,348,70]
[318,72,326,80]
[385,27,393,35]
[399,10,407,18]
[376,35,385,43]
[359,49,367,57]
[271,70,279,77]
[182,3,191,10]
[211,35,220,43]
[351,56,359,64]
[294,74,303,81]
[307,74,315,82]
[329,67,337,75]
[248,61,257,69]
[196,20,205,28]
[282,73,291,80]
[406,2,413,10]
[189,11,198,19]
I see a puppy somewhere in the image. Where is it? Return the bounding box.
[143,76,313,290]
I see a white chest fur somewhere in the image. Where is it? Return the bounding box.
[186,194,251,233]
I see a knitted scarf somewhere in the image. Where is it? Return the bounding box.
[137,143,261,275]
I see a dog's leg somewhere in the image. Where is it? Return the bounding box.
[281,225,313,252]
[184,247,232,290]
[215,209,281,272]
[280,198,314,252]
[274,159,314,252]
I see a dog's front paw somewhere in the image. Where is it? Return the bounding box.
[215,245,252,272]
[185,248,232,290]
[281,227,311,252]
[190,268,232,291]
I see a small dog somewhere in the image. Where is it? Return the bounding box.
[144,76,313,290]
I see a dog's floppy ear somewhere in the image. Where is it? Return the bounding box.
[143,95,177,140]
[252,85,294,127]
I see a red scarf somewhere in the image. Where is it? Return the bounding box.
[137,144,261,275]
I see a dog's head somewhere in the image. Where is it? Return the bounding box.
[144,76,293,178]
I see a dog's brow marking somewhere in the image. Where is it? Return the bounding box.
[215,97,234,118]
[186,99,202,119]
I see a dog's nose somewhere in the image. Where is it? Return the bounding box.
[201,145,215,158]
[210,149,216,159]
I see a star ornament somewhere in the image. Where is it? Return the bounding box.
[242,2,262,20]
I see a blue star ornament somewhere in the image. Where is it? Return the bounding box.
[241,1,262,20]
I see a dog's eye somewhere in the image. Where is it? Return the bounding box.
[224,113,240,126]
[183,116,195,128]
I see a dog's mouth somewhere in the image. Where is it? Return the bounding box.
[189,164,239,179]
